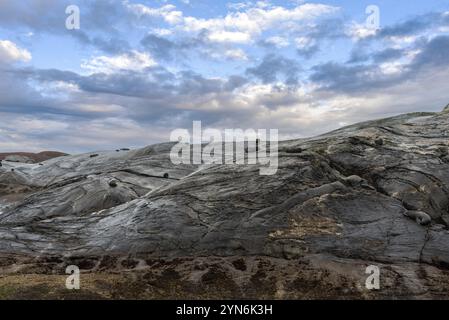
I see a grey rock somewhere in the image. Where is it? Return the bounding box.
[4,155,34,164]
[1,109,449,298]
[108,180,118,188]
[375,138,384,146]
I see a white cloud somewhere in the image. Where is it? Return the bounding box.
[224,49,248,60]
[346,22,377,40]
[76,104,127,114]
[81,51,156,74]
[207,31,251,43]
[205,48,248,61]
[227,2,251,11]
[266,36,290,48]
[182,3,338,43]
[151,28,173,36]
[295,36,315,49]
[255,1,271,9]
[125,2,183,24]
[379,62,404,75]
[126,2,338,44]
[388,35,418,49]
[0,40,31,64]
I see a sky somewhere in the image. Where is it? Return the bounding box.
[0,0,448,153]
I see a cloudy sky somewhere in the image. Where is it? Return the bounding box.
[0,0,448,153]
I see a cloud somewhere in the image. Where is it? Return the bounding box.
[350,11,449,42]
[259,36,290,48]
[372,48,405,63]
[125,3,184,24]
[378,13,438,38]
[2,49,449,154]
[223,49,249,61]
[0,40,31,64]
[246,54,301,85]
[128,2,338,44]
[311,35,449,94]
[412,35,449,70]
[0,0,131,55]
[346,22,378,40]
[348,47,405,64]
[81,51,157,74]
[207,31,251,44]
[140,32,210,61]
[0,1,342,64]
[140,34,177,60]
[295,37,319,58]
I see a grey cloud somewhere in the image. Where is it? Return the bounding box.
[347,49,370,64]
[378,13,438,38]
[140,31,215,62]
[0,0,130,54]
[348,47,405,64]
[307,17,346,39]
[89,37,131,54]
[412,35,449,70]
[257,39,280,49]
[310,60,408,93]
[8,62,251,125]
[373,48,405,63]
[0,0,127,34]
[297,44,320,59]
[346,11,448,65]
[177,71,224,95]
[225,75,249,91]
[356,11,448,43]
[246,54,301,85]
[311,35,449,94]
[141,34,177,61]
[310,62,378,92]
[346,11,448,64]
[0,0,72,32]
[296,18,346,59]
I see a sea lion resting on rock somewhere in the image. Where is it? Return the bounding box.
[342,177,432,226]
[341,175,376,191]
[391,203,432,226]
[404,210,432,226]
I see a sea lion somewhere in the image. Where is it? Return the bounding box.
[404,210,432,226]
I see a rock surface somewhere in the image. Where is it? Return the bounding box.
[1,110,449,299]
[3,155,34,164]
[0,151,67,163]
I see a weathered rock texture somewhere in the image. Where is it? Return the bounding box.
[1,110,449,299]
[0,151,67,163]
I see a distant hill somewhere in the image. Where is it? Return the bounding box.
[0,151,67,163]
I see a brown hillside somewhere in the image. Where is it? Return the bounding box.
[0,151,67,163]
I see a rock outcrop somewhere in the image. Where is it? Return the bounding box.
[1,109,449,299]
[3,155,34,164]
[0,151,67,163]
